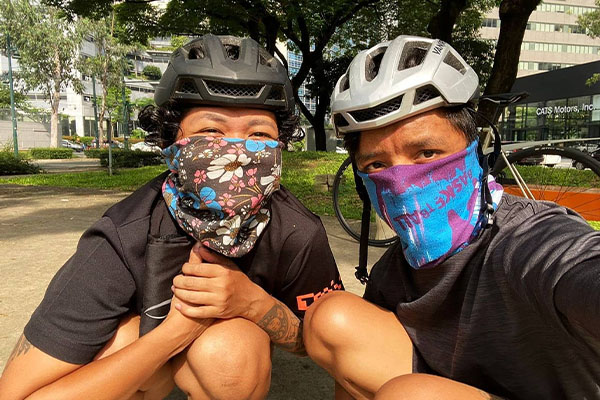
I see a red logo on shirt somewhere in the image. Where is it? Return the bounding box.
[296,279,343,311]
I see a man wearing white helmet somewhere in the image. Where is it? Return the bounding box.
[303,35,600,399]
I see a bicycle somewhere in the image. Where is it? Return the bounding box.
[332,92,600,246]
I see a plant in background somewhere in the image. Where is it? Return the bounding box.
[170,35,188,50]
[78,12,132,143]
[0,0,87,148]
[131,128,146,139]
[578,1,600,86]
[142,65,162,81]
[0,140,41,175]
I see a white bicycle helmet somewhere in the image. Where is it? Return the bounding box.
[331,35,479,135]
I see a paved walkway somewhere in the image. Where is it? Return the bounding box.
[0,180,389,399]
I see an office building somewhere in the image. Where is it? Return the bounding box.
[480,0,600,77]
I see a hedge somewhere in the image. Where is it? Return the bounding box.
[85,149,163,168]
[84,148,103,158]
[30,148,73,159]
[0,151,41,175]
[63,136,95,146]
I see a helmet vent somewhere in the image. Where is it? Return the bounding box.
[205,80,263,97]
[414,85,441,105]
[334,114,350,127]
[398,41,430,71]
[339,75,350,92]
[267,86,285,100]
[365,46,387,82]
[443,52,467,74]
[188,46,206,60]
[349,94,404,122]
[224,44,240,60]
[177,79,199,94]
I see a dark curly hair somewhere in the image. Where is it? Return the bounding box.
[138,102,302,148]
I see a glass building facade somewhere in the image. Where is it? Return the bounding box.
[499,60,600,142]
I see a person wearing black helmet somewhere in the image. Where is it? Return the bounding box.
[303,35,600,399]
[0,35,342,400]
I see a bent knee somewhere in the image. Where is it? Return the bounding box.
[304,291,365,349]
[176,318,271,399]
[190,318,271,371]
[375,374,487,400]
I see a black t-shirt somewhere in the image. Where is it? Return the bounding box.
[364,194,600,400]
[25,172,342,364]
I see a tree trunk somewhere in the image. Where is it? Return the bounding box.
[427,0,468,43]
[50,47,62,148]
[50,93,60,148]
[479,0,541,123]
[98,81,108,141]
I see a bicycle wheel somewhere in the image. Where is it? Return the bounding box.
[491,146,600,222]
[332,157,398,247]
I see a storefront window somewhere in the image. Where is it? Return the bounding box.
[592,95,600,122]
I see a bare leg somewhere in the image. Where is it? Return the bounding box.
[94,314,175,400]
[172,317,272,400]
[304,291,413,399]
[374,373,502,400]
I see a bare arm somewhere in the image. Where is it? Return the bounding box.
[255,297,306,355]
[1,241,213,400]
[172,244,306,355]
[0,309,213,400]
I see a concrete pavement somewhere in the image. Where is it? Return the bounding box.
[0,180,389,399]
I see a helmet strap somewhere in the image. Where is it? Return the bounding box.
[468,107,501,228]
[352,160,370,284]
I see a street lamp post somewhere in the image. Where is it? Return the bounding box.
[121,60,129,151]
[92,75,100,149]
[6,33,19,157]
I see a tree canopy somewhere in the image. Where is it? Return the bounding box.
[1,0,87,147]
[45,0,538,147]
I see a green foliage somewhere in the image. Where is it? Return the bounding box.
[84,149,162,168]
[84,148,103,158]
[170,35,188,49]
[142,65,162,80]
[579,4,600,85]
[0,1,86,96]
[586,73,600,87]
[100,150,162,168]
[99,86,132,125]
[578,2,600,38]
[63,135,94,145]
[131,128,147,139]
[1,0,87,146]
[0,149,41,175]
[30,148,73,159]
[2,165,167,190]
[0,82,29,110]
[44,0,160,45]
[132,96,155,110]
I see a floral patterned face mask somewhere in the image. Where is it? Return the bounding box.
[162,135,282,257]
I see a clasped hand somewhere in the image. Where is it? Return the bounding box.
[171,243,260,321]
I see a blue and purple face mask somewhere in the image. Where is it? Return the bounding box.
[358,140,492,269]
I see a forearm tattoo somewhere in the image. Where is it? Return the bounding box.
[257,301,306,355]
[7,334,32,365]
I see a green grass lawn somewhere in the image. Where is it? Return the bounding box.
[2,151,599,230]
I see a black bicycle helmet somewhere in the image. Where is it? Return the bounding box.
[154,35,294,113]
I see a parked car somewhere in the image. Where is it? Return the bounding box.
[62,139,84,152]
[131,141,161,153]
